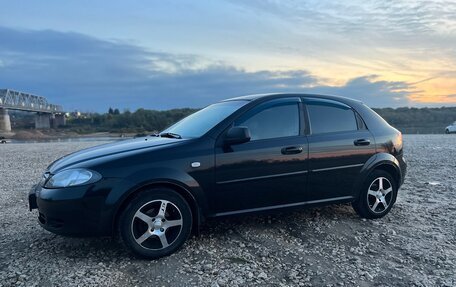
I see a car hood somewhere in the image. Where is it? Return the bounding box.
[48,137,186,173]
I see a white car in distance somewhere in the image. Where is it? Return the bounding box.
[445,121,456,134]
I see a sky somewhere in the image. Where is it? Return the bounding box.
[0,0,455,112]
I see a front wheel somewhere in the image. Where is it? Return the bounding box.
[119,188,192,259]
[445,129,450,134]
[352,170,397,219]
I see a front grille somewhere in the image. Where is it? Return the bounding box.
[38,213,64,229]
[47,219,64,229]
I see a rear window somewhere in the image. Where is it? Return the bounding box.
[307,101,358,134]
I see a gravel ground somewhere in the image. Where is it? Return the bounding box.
[0,135,455,287]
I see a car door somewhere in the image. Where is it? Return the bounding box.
[304,98,376,202]
[214,97,309,215]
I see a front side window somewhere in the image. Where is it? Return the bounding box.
[235,102,300,141]
[307,101,357,134]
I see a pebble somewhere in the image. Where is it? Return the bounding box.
[0,136,455,286]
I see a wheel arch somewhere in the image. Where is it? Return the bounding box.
[354,153,402,197]
[373,164,400,187]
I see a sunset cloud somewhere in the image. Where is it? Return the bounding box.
[0,27,418,111]
[0,0,454,109]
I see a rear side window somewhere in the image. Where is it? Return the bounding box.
[235,102,299,141]
[307,101,358,134]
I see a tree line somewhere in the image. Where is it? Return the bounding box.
[63,106,456,134]
[62,106,456,134]
[66,108,198,134]
[373,107,456,134]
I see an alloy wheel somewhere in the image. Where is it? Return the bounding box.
[130,199,183,250]
[367,177,393,214]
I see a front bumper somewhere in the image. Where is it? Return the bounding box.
[28,180,118,236]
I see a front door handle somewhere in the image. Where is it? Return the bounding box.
[354,139,371,146]
[281,146,303,155]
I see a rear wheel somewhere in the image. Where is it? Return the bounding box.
[119,188,192,259]
[445,129,450,134]
[352,170,397,219]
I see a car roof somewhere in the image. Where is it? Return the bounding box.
[223,93,364,106]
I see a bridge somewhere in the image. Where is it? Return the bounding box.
[0,89,66,132]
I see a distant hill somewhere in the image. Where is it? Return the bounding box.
[65,108,199,134]
[373,107,456,134]
[10,106,456,135]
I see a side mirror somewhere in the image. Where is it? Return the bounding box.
[224,126,251,145]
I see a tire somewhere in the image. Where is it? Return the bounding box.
[445,129,450,134]
[352,170,397,219]
[119,188,192,259]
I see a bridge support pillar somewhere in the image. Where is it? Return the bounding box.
[51,113,66,128]
[35,113,51,129]
[0,108,12,132]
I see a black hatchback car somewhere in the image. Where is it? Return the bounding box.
[29,93,406,258]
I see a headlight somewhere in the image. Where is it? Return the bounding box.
[44,168,101,188]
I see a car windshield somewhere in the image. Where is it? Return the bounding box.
[161,100,248,138]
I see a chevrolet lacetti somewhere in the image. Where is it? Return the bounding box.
[29,94,406,258]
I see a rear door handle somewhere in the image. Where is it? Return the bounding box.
[354,139,370,146]
[281,146,303,155]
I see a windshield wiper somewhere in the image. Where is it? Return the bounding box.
[159,132,182,139]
